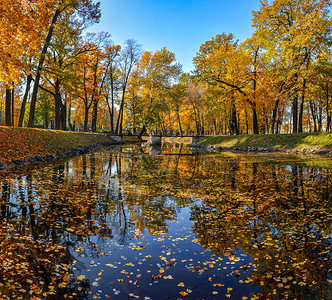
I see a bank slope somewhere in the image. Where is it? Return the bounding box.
[197,132,332,154]
[0,126,111,170]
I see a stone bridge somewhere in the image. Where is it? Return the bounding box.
[105,134,206,145]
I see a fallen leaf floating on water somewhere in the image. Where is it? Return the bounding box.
[77,275,86,281]
[0,142,331,299]
[152,274,162,280]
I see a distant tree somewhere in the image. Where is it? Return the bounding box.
[130,47,182,134]
[115,39,142,134]
[103,44,121,133]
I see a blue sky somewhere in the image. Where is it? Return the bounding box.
[90,0,261,73]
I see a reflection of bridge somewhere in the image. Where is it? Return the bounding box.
[106,134,206,145]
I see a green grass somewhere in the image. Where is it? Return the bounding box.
[199,132,332,150]
[203,151,332,168]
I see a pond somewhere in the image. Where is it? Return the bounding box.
[0,144,331,299]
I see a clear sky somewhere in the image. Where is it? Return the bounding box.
[90,0,261,73]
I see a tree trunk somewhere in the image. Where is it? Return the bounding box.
[44,111,49,129]
[176,109,183,137]
[237,112,240,135]
[18,74,33,127]
[119,106,124,134]
[11,88,14,126]
[213,119,218,135]
[54,79,61,130]
[197,109,202,135]
[230,102,238,135]
[292,94,298,133]
[326,83,330,132]
[115,88,126,134]
[61,102,66,130]
[27,9,61,127]
[318,104,323,132]
[327,115,331,132]
[309,100,317,132]
[191,104,200,135]
[298,79,306,133]
[5,89,12,126]
[251,53,259,134]
[84,104,89,132]
[245,109,248,135]
[68,102,74,131]
[105,94,113,129]
[252,105,259,134]
[298,98,304,133]
[271,99,280,134]
[111,74,115,133]
[53,81,66,130]
[91,99,98,132]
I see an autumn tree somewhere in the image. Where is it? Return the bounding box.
[0,0,56,126]
[129,47,182,134]
[194,33,259,134]
[166,74,188,136]
[306,52,332,131]
[252,0,332,133]
[115,39,142,134]
[74,33,111,131]
[27,0,101,128]
[185,82,207,135]
[37,11,88,130]
[126,74,143,133]
[103,44,121,133]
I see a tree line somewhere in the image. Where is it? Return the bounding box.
[0,0,331,135]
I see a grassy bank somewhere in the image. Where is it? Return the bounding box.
[199,132,332,153]
[0,126,110,164]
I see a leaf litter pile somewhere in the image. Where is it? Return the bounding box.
[0,126,110,163]
[0,145,331,299]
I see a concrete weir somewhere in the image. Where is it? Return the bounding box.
[108,135,122,143]
[148,135,162,146]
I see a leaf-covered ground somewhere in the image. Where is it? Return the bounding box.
[0,126,110,164]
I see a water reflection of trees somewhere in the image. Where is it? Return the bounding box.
[0,170,93,299]
[0,148,185,298]
[0,147,331,299]
[190,162,332,300]
[118,149,331,298]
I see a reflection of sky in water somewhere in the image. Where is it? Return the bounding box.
[73,205,255,300]
[0,144,331,299]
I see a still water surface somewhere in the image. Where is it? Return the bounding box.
[0,144,331,299]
